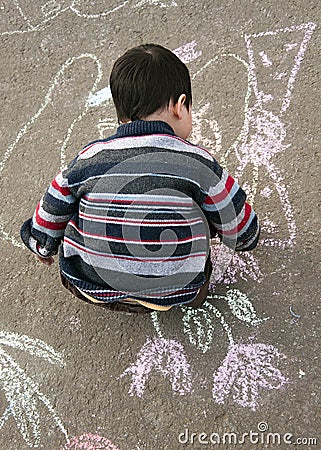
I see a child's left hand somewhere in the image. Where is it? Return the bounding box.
[36,255,54,266]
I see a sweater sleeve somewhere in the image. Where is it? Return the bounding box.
[201,165,260,252]
[20,169,79,257]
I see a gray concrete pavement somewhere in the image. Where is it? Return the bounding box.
[0,1,320,449]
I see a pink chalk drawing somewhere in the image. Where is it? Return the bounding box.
[173,41,202,64]
[209,241,263,287]
[61,433,119,450]
[191,22,316,252]
[133,299,286,411]
[212,343,288,411]
[121,337,192,397]
[234,22,316,249]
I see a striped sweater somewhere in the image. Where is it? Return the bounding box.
[20,120,260,306]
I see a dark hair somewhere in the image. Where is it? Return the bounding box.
[110,43,192,122]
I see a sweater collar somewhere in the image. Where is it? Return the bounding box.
[116,120,175,137]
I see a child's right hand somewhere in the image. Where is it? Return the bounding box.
[36,254,54,266]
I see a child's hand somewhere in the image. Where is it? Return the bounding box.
[35,254,54,266]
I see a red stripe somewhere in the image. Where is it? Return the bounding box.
[35,203,68,231]
[52,178,72,197]
[204,175,235,205]
[219,203,252,236]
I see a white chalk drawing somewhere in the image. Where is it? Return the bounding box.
[181,305,216,353]
[0,0,177,36]
[0,331,68,447]
[0,41,201,249]
[0,53,103,248]
[191,22,315,254]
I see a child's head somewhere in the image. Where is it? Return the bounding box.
[110,44,192,138]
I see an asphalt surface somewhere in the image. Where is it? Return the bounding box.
[0,1,320,449]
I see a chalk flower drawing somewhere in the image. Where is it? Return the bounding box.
[0,331,67,447]
[121,338,192,397]
[140,299,286,411]
[212,343,288,411]
[61,432,119,450]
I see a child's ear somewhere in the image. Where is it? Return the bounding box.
[173,94,187,119]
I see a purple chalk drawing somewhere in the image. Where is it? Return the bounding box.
[61,433,119,450]
[210,242,263,287]
[121,337,192,397]
[191,23,316,251]
[212,342,288,411]
[234,22,315,249]
[147,301,287,410]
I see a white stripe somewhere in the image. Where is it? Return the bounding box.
[206,169,228,197]
[31,219,64,238]
[37,199,71,223]
[78,134,213,161]
[48,185,75,204]
[83,192,194,205]
[64,240,206,275]
[55,171,69,188]
[217,209,255,235]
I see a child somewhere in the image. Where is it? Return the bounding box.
[20,43,260,314]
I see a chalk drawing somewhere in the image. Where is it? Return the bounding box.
[69,1,130,18]
[234,22,316,248]
[96,119,119,139]
[213,290,269,326]
[145,300,287,410]
[0,53,102,248]
[2,22,313,414]
[181,305,216,353]
[191,23,315,252]
[121,337,192,397]
[61,433,119,450]
[259,51,273,67]
[173,41,202,64]
[0,331,68,447]
[133,0,177,7]
[67,315,81,331]
[1,0,177,36]
[150,311,164,338]
[212,342,288,411]
[0,41,201,250]
[209,243,263,287]
[87,86,113,107]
